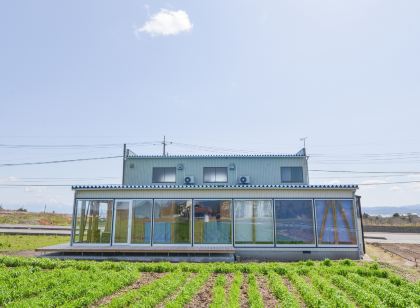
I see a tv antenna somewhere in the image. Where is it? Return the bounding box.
[300,137,308,149]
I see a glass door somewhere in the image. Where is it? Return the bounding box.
[113,200,131,244]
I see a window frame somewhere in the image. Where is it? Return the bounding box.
[233,199,275,247]
[273,199,316,247]
[203,167,228,183]
[280,167,304,183]
[193,198,233,246]
[152,198,193,246]
[314,198,358,248]
[72,199,114,246]
[152,167,177,183]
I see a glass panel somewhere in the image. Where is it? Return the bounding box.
[275,200,315,244]
[194,200,232,244]
[215,167,228,182]
[153,199,191,244]
[291,167,303,182]
[152,168,165,183]
[131,200,152,244]
[281,167,292,182]
[203,167,216,183]
[234,200,273,245]
[74,200,113,244]
[164,167,176,183]
[315,200,357,245]
[114,201,130,243]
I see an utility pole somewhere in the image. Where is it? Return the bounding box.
[162,136,172,156]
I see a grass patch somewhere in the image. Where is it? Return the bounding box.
[0,235,69,252]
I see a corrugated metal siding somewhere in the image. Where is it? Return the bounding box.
[123,157,309,186]
[75,188,354,199]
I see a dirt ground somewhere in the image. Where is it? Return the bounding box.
[365,243,420,282]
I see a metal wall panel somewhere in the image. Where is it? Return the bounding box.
[123,157,309,186]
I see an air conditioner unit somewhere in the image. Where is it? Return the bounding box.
[238,176,250,185]
[184,176,195,185]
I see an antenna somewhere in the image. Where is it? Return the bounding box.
[300,137,308,149]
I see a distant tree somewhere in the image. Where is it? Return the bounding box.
[392,213,400,218]
[362,213,369,219]
[16,207,27,212]
[0,204,3,211]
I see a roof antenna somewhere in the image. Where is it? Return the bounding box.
[299,137,308,156]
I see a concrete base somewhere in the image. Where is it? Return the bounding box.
[39,252,235,262]
[235,248,360,261]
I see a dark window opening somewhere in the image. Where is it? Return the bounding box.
[152,167,176,183]
[281,167,304,183]
[203,167,228,183]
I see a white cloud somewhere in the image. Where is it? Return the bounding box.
[136,9,193,37]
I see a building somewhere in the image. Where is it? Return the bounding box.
[41,148,364,261]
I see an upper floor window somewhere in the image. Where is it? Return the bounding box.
[281,167,303,183]
[203,167,228,183]
[152,167,176,183]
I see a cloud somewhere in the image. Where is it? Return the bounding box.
[136,9,193,36]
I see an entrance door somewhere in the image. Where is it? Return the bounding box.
[113,200,131,244]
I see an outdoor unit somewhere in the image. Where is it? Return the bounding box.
[184,176,195,185]
[238,176,250,184]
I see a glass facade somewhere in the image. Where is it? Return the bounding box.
[234,200,273,245]
[74,200,113,244]
[194,200,232,244]
[131,200,152,244]
[275,200,315,244]
[315,200,357,245]
[72,198,358,247]
[153,199,192,244]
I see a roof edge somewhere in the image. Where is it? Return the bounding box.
[72,184,358,190]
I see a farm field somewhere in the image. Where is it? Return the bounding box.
[0,235,69,253]
[0,256,419,307]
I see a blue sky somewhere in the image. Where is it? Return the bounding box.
[1,1,420,212]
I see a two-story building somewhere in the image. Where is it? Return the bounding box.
[41,148,364,261]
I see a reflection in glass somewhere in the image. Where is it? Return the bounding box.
[203,167,228,183]
[315,200,357,245]
[275,200,315,244]
[153,200,191,244]
[114,201,130,243]
[74,200,113,244]
[194,200,232,244]
[234,200,273,245]
[131,200,152,244]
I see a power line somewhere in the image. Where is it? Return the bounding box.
[310,169,420,174]
[359,180,420,186]
[0,155,122,167]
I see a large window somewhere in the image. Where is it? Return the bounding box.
[114,200,130,243]
[281,167,304,183]
[234,200,273,245]
[131,200,152,244]
[153,199,191,244]
[194,200,232,244]
[203,167,228,183]
[74,200,113,244]
[315,200,357,245]
[275,200,315,245]
[152,167,176,183]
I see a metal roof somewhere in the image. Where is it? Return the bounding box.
[126,154,306,158]
[72,184,358,190]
